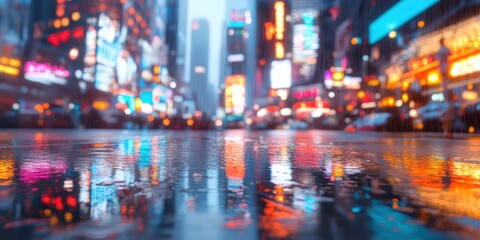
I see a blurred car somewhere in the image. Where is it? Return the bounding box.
[415,102,467,132]
[344,112,394,132]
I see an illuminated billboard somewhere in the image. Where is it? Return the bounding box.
[293,12,319,63]
[24,61,69,85]
[270,60,292,89]
[225,75,246,115]
[369,0,439,44]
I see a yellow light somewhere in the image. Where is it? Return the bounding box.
[462,90,478,101]
[450,53,480,78]
[417,20,425,28]
[50,216,59,225]
[351,37,358,45]
[71,12,81,21]
[153,66,160,75]
[402,81,410,90]
[275,42,284,59]
[163,119,170,126]
[427,71,441,85]
[64,212,73,223]
[469,126,475,133]
[61,17,69,27]
[54,20,61,29]
[44,209,52,217]
[187,119,194,126]
[332,71,344,81]
[402,93,409,102]
[357,91,365,99]
[9,59,21,67]
[34,104,44,114]
[135,98,142,110]
[387,97,395,106]
[274,1,285,40]
[467,83,473,90]
[389,31,397,39]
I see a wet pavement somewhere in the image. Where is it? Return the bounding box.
[0,130,480,240]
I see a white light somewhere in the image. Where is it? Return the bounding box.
[125,109,131,115]
[253,104,260,111]
[141,103,153,114]
[257,108,268,118]
[363,55,369,61]
[245,118,253,125]
[228,29,235,36]
[409,109,418,118]
[395,100,403,107]
[311,109,323,118]
[280,108,292,116]
[69,48,79,60]
[345,117,352,124]
[68,103,75,110]
[409,101,415,108]
[12,103,19,110]
[75,70,83,79]
[270,60,292,89]
[361,102,377,109]
[328,92,335,98]
[215,119,223,127]
[63,179,74,192]
[375,93,381,99]
[228,54,245,62]
[78,81,86,91]
[170,81,177,89]
[432,93,445,102]
[194,66,206,74]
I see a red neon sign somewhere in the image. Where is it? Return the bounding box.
[48,30,70,46]
[294,88,319,99]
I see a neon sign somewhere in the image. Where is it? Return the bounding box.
[47,30,70,46]
[225,75,246,115]
[274,1,285,40]
[24,61,70,85]
[449,53,480,78]
[294,88,319,99]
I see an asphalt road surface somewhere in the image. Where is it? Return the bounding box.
[1,130,479,239]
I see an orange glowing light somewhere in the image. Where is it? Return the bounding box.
[402,93,409,102]
[367,79,380,86]
[128,7,135,15]
[127,18,134,26]
[187,119,194,126]
[259,59,266,66]
[92,101,109,110]
[148,115,155,122]
[71,12,81,21]
[136,15,142,22]
[332,71,344,81]
[54,20,61,29]
[9,59,21,67]
[43,103,50,109]
[145,28,151,35]
[163,119,170,126]
[417,20,425,28]
[449,53,480,78]
[34,104,44,114]
[264,22,275,41]
[350,37,359,45]
[346,104,354,112]
[56,8,65,17]
[133,28,140,35]
[61,17,69,27]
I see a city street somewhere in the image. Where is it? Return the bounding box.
[1,130,480,239]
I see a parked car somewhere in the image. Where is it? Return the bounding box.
[416,102,467,132]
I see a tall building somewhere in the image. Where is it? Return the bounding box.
[189,18,213,114]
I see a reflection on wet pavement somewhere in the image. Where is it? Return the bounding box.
[0,130,479,239]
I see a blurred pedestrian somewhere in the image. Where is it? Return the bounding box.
[441,90,455,139]
[437,38,451,95]
[437,38,453,138]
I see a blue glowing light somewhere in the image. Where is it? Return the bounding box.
[369,0,439,44]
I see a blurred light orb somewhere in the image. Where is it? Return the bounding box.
[68,103,75,110]
[363,55,369,61]
[124,109,131,115]
[170,81,177,89]
[328,92,335,98]
[389,31,397,39]
[69,48,79,60]
[12,103,19,110]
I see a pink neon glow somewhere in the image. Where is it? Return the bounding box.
[24,61,70,78]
